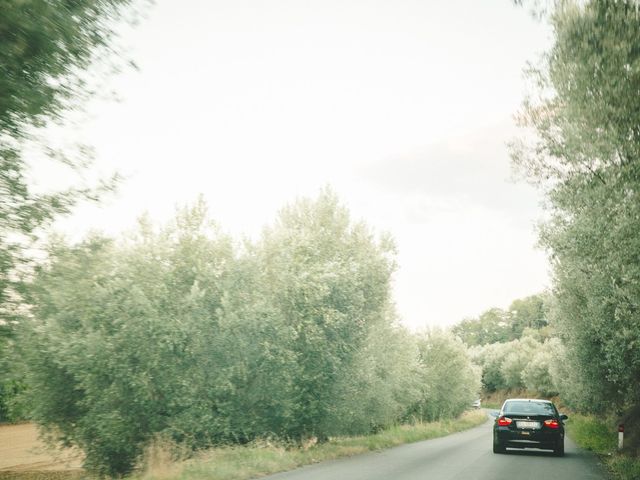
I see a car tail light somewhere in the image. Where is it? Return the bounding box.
[544,419,560,429]
[497,416,513,426]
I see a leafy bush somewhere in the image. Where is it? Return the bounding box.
[407,329,481,422]
[324,321,420,435]
[18,192,474,476]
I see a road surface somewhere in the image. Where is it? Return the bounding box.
[263,413,609,480]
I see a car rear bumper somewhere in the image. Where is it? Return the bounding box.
[495,428,563,450]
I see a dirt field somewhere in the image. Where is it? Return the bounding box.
[0,423,82,474]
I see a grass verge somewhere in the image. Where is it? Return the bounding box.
[134,410,488,480]
[565,413,617,453]
[566,413,640,480]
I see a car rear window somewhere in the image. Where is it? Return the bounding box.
[503,401,556,416]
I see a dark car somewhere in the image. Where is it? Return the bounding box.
[493,398,568,456]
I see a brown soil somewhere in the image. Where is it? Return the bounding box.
[0,424,82,474]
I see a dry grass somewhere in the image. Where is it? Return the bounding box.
[137,436,191,480]
[0,472,85,480]
[133,410,488,480]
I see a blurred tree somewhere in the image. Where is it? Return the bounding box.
[0,0,143,138]
[1,0,148,418]
[0,0,145,318]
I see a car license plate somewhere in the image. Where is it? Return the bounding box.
[517,421,540,429]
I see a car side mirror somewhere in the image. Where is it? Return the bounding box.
[489,410,499,418]
[560,414,568,421]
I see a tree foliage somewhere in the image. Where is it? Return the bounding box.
[1,0,147,420]
[521,337,563,396]
[16,192,481,476]
[452,308,511,346]
[408,330,481,422]
[512,0,640,411]
[469,333,563,395]
[0,0,147,138]
[254,190,397,438]
[1,0,142,312]
[21,201,234,474]
[326,321,421,435]
[452,294,549,346]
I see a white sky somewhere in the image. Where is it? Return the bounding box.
[49,0,553,329]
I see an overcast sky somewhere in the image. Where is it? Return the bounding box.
[49,0,553,329]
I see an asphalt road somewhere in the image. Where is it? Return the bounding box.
[263,413,609,480]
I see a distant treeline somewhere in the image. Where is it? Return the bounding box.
[7,191,480,476]
[452,294,564,396]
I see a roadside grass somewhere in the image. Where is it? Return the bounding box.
[565,413,617,453]
[606,456,640,480]
[134,410,488,480]
[566,413,640,480]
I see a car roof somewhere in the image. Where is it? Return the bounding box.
[503,398,553,403]
[504,398,552,402]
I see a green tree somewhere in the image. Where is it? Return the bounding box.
[255,189,397,439]
[0,0,140,139]
[469,342,508,392]
[452,308,511,345]
[325,320,420,435]
[20,203,234,475]
[1,0,144,317]
[408,329,481,421]
[18,192,404,474]
[521,337,563,396]
[500,336,540,390]
[469,334,552,392]
[511,0,640,411]
[1,0,147,420]
[508,294,548,339]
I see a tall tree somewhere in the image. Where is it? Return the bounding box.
[408,329,481,421]
[0,0,147,419]
[508,294,548,339]
[1,0,143,302]
[511,0,640,411]
[21,203,235,475]
[256,188,397,438]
